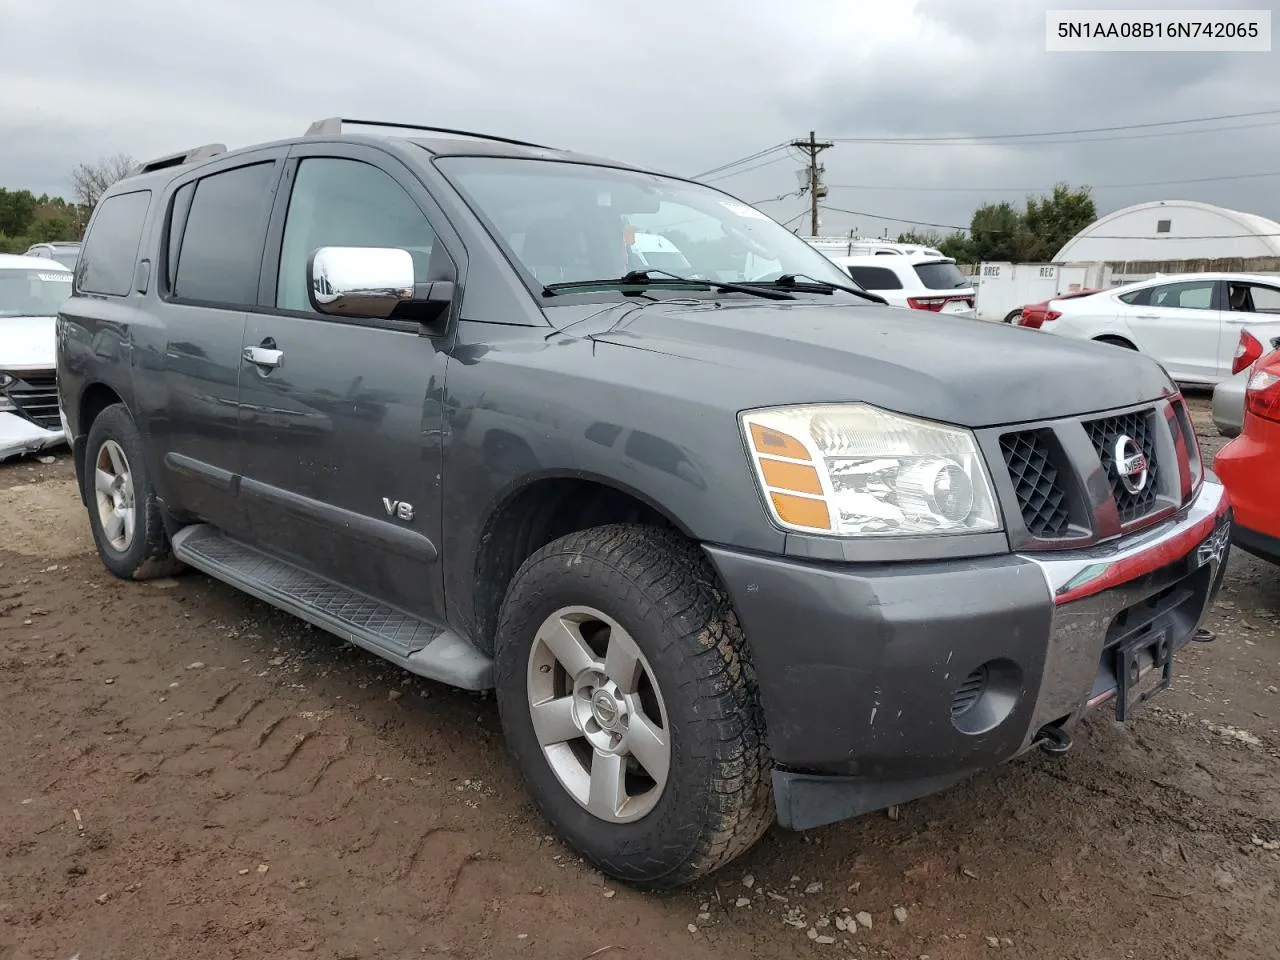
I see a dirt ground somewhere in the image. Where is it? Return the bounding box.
[2,395,1277,960]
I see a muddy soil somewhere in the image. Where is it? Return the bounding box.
[1,397,1277,960]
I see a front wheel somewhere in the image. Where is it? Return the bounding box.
[493,524,773,889]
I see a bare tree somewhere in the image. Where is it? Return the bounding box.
[69,153,137,210]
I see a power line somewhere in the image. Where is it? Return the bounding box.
[701,149,802,183]
[779,209,809,230]
[825,170,1280,194]
[693,107,1280,182]
[691,142,790,180]
[826,106,1280,143]
[828,119,1280,147]
[750,190,805,205]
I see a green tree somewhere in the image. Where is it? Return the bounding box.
[0,187,37,236]
[1021,183,1096,261]
[937,231,972,262]
[966,201,1023,262]
[895,229,945,247]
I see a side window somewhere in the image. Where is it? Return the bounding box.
[165,182,195,291]
[173,161,277,306]
[847,266,904,290]
[1247,285,1280,314]
[276,158,438,314]
[79,190,152,297]
[1118,287,1150,306]
[1148,280,1215,311]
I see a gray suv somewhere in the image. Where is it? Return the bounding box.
[57,117,1232,889]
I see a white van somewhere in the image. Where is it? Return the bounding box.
[827,252,977,318]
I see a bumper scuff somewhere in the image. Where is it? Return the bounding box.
[707,480,1231,832]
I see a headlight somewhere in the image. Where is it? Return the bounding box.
[741,403,1002,537]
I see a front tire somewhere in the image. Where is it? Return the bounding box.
[84,403,184,580]
[493,524,773,889]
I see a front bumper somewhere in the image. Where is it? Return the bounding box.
[0,411,66,460]
[705,479,1231,831]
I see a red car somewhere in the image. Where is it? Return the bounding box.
[1214,348,1280,564]
[1014,288,1102,328]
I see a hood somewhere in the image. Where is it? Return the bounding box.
[1,316,56,372]
[581,299,1175,428]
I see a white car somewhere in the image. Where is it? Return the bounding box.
[1033,272,1280,385]
[23,241,81,270]
[0,253,73,459]
[827,252,977,318]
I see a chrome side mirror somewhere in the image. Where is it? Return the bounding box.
[308,246,415,319]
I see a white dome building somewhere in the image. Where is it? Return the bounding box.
[1053,200,1280,262]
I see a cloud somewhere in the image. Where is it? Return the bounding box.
[3,0,1278,239]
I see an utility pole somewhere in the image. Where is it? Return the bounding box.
[792,130,833,237]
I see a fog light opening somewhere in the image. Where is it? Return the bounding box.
[950,658,1022,736]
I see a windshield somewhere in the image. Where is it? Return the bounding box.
[913,260,970,290]
[435,156,855,292]
[0,267,73,318]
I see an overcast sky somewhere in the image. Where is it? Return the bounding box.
[3,0,1279,238]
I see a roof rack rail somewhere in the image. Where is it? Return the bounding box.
[132,143,227,175]
[304,117,553,150]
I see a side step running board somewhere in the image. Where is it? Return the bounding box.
[171,524,493,690]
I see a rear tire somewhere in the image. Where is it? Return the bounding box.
[84,403,184,581]
[493,523,773,890]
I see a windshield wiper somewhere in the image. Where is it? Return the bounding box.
[747,273,889,305]
[543,269,795,301]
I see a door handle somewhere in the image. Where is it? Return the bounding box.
[1133,314,1159,319]
[243,345,283,369]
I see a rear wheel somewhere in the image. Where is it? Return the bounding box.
[84,404,184,580]
[1003,309,1022,324]
[493,524,773,889]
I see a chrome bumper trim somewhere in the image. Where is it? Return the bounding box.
[1014,480,1230,747]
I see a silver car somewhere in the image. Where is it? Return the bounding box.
[1213,325,1280,436]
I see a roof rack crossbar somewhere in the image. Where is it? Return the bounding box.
[304,117,553,150]
[132,143,227,175]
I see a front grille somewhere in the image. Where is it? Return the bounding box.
[951,665,988,718]
[5,374,61,430]
[1000,431,1071,538]
[1084,409,1159,524]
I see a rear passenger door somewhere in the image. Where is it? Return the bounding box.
[235,142,462,626]
[1121,278,1223,382]
[147,151,285,536]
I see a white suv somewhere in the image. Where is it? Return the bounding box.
[829,252,976,318]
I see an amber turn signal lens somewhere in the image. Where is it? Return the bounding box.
[749,423,810,461]
[769,492,831,530]
[759,458,823,495]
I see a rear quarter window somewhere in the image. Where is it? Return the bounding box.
[912,260,968,290]
[847,265,904,290]
[78,190,152,297]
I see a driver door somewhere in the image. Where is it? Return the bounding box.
[235,144,460,625]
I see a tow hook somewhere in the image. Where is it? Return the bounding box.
[1034,723,1072,756]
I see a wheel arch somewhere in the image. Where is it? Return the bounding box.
[1092,334,1138,350]
[73,382,130,505]
[467,471,698,656]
